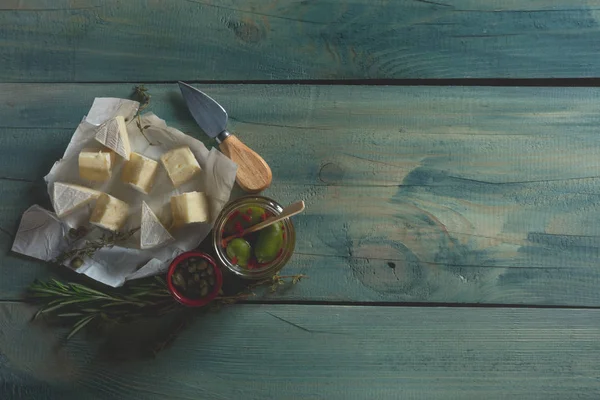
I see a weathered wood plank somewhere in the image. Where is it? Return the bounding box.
[3,1,600,81]
[3,84,600,306]
[1,303,599,399]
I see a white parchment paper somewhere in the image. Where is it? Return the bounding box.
[11,98,237,287]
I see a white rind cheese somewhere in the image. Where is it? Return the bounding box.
[79,148,116,182]
[95,115,131,160]
[160,146,201,188]
[170,191,210,227]
[52,182,102,217]
[140,201,174,249]
[89,193,130,232]
[121,152,159,194]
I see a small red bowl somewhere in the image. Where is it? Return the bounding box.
[167,252,223,307]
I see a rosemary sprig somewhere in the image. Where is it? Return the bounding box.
[132,85,159,145]
[27,273,307,347]
[28,276,178,339]
[54,228,139,267]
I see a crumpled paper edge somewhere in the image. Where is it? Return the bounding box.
[11,98,237,287]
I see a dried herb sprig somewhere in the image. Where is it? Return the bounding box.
[54,228,139,267]
[132,85,159,145]
[253,273,308,293]
[134,85,151,112]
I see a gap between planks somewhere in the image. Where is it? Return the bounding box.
[3,298,600,310]
[7,78,600,87]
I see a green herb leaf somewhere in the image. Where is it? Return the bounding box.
[67,315,96,340]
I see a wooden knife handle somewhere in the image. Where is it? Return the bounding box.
[219,134,272,193]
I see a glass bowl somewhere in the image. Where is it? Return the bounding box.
[212,196,296,280]
[167,252,223,307]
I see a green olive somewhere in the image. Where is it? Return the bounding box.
[254,222,284,264]
[226,238,252,267]
[224,206,268,234]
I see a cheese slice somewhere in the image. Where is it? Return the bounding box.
[121,152,159,194]
[140,201,174,249]
[89,193,129,232]
[160,146,201,188]
[170,191,210,227]
[94,115,131,160]
[79,148,116,182]
[52,182,102,218]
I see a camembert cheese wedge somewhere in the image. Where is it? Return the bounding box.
[140,201,174,249]
[160,146,201,188]
[52,182,102,218]
[121,152,159,194]
[170,191,210,227]
[90,193,129,232]
[79,148,116,182]
[94,115,131,160]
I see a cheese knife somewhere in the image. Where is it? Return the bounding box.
[178,81,272,193]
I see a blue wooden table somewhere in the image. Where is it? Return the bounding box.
[2,1,600,399]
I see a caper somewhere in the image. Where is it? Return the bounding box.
[189,265,197,273]
[172,271,186,289]
[198,260,208,270]
[200,286,209,297]
[208,276,215,286]
[193,273,200,282]
[70,257,84,268]
[207,267,214,276]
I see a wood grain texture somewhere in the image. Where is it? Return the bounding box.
[3,0,600,81]
[3,84,600,306]
[1,303,600,399]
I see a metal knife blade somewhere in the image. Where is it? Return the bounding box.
[178,81,228,139]
[177,81,273,193]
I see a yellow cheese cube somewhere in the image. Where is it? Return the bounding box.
[121,152,159,194]
[79,148,116,182]
[170,191,210,226]
[90,193,130,232]
[160,146,201,188]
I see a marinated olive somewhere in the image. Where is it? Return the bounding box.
[224,206,270,234]
[226,238,252,267]
[254,222,284,264]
